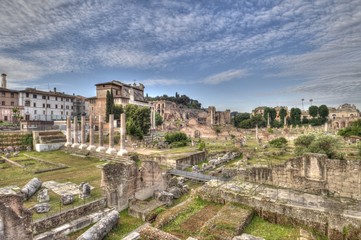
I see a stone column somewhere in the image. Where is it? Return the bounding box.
[283,116,287,128]
[71,116,79,148]
[117,113,128,156]
[96,115,106,153]
[106,114,117,154]
[255,124,258,142]
[152,108,156,130]
[79,115,88,150]
[324,122,328,132]
[267,112,270,128]
[65,116,72,147]
[87,116,96,151]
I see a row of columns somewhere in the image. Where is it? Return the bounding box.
[65,114,128,156]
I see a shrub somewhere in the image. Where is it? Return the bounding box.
[269,137,287,148]
[165,132,190,148]
[197,140,206,151]
[294,134,341,159]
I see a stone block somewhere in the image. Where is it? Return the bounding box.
[35,203,51,213]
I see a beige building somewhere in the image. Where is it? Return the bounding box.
[87,80,149,118]
[329,103,360,129]
[0,74,23,122]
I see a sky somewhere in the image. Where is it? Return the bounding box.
[1,0,360,112]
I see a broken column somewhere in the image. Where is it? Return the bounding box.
[255,124,258,142]
[96,115,106,153]
[87,116,96,151]
[20,178,42,200]
[151,107,156,130]
[106,114,117,154]
[324,122,328,132]
[72,116,80,148]
[117,113,128,156]
[77,209,119,240]
[79,115,88,150]
[267,112,270,128]
[65,116,72,147]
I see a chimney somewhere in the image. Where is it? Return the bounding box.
[1,73,7,88]
[54,87,56,92]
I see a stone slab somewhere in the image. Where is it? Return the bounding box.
[42,181,94,196]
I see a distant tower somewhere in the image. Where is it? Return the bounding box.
[1,73,6,88]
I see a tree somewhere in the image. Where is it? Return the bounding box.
[294,134,341,158]
[12,107,22,124]
[113,105,124,120]
[233,113,250,128]
[290,108,302,125]
[338,119,361,137]
[125,105,151,139]
[309,105,319,118]
[319,105,329,119]
[105,90,114,122]
[155,112,163,126]
[279,108,287,123]
[263,107,276,123]
[164,132,190,148]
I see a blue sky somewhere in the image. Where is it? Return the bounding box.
[1,0,360,112]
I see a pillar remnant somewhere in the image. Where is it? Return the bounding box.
[65,116,72,147]
[117,113,128,156]
[79,115,88,150]
[106,114,117,154]
[87,116,96,151]
[71,116,80,148]
[96,115,106,153]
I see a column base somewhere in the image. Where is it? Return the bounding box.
[96,146,106,153]
[106,148,117,155]
[71,143,80,148]
[79,144,88,150]
[117,149,128,156]
[87,145,97,151]
[64,142,72,147]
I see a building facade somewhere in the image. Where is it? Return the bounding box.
[19,88,76,121]
[87,80,149,118]
[0,74,23,122]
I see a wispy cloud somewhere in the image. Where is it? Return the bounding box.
[202,69,248,85]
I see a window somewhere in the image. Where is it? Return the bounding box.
[55,104,58,109]
[26,93,29,97]
[55,97,58,101]
[43,103,45,108]
[33,94,37,99]
[47,96,50,100]
[66,105,69,109]
[61,97,63,101]
[71,106,73,110]
[47,104,50,108]
[4,116,7,121]
[43,110,45,114]
[11,102,14,106]
[61,105,63,109]
[42,95,46,99]
[51,111,53,115]
[34,110,37,114]
[10,93,14,98]
[1,101,5,105]
[33,102,36,107]
[61,111,63,115]
[66,111,68,115]
[66,98,69,102]
[25,100,31,107]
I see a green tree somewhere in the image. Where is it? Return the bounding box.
[164,132,190,148]
[308,105,319,118]
[125,105,151,139]
[290,108,302,125]
[263,107,276,123]
[113,105,124,120]
[12,107,22,124]
[269,137,288,148]
[233,113,250,128]
[294,134,340,158]
[105,90,114,122]
[155,112,163,126]
[338,119,361,137]
[279,108,287,124]
[319,105,329,119]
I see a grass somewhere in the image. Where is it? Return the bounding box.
[244,215,300,240]
[0,150,104,220]
[104,209,144,239]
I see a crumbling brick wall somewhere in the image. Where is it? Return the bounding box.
[0,194,32,240]
[101,160,166,211]
[246,153,361,199]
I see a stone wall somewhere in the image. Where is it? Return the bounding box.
[176,151,206,170]
[0,194,32,240]
[245,153,361,199]
[32,198,106,235]
[101,160,166,211]
[196,183,361,240]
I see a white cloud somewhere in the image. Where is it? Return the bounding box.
[202,69,248,85]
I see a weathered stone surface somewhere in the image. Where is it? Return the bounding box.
[167,187,183,199]
[77,209,119,240]
[79,182,91,199]
[0,194,32,240]
[233,233,265,240]
[21,177,42,200]
[154,190,174,203]
[35,203,50,213]
[138,225,180,240]
[61,194,74,205]
[37,188,50,203]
